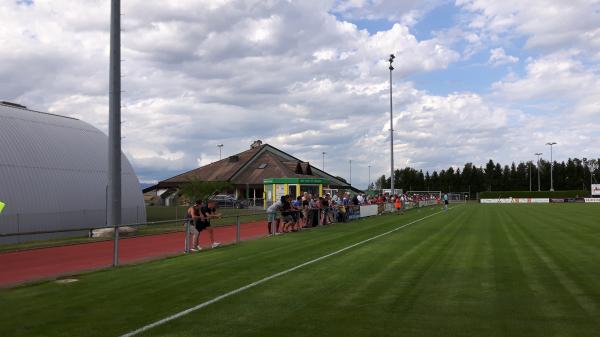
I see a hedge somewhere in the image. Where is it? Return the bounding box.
[479,190,589,199]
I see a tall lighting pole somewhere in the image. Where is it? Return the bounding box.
[368,165,371,191]
[529,161,532,192]
[535,152,542,191]
[388,54,395,196]
[322,152,326,171]
[349,159,352,186]
[217,144,223,160]
[108,0,121,266]
[546,142,557,191]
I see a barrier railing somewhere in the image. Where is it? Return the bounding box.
[0,201,439,268]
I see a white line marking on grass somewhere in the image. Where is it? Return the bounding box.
[119,208,450,337]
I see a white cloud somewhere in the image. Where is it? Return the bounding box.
[457,0,600,54]
[488,47,519,66]
[1,0,598,188]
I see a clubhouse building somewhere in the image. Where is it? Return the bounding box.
[143,141,359,206]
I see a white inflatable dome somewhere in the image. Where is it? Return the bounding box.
[0,102,146,243]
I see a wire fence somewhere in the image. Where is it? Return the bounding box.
[0,200,441,269]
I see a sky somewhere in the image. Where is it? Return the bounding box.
[1,0,599,189]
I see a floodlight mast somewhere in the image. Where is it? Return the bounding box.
[217,144,223,160]
[546,142,557,191]
[108,0,121,266]
[535,152,542,191]
[389,54,395,196]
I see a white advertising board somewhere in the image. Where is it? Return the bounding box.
[592,184,600,196]
[512,198,549,204]
[480,198,512,204]
[585,198,600,203]
[481,198,549,204]
[359,205,378,217]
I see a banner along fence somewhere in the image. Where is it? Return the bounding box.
[480,197,600,204]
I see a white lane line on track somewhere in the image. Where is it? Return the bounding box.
[119,208,451,337]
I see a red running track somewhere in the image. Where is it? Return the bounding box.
[0,220,269,287]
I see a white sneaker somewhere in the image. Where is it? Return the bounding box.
[211,242,221,248]
[190,248,198,252]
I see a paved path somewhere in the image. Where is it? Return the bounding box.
[0,220,269,287]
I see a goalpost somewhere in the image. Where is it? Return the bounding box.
[406,191,442,208]
[448,192,468,203]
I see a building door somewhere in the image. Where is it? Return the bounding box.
[288,185,297,198]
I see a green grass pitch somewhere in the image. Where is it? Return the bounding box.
[1,204,599,336]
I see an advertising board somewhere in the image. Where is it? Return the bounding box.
[585,198,600,203]
[480,198,512,204]
[482,198,549,204]
[512,198,549,204]
[592,184,600,196]
[359,205,378,218]
[347,205,360,220]
[550,198,586,203]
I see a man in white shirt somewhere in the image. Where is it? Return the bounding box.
[267,198,283,235]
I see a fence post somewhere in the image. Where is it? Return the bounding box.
[184,219,190,253]
[16,213,20,244]
[271,216,276,236]
[236,215,240,243]
[113,225,119,267]
[319,209,322,226]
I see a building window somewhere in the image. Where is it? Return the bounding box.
[258,163,268,169]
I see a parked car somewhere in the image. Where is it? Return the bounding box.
[208,194,246,208]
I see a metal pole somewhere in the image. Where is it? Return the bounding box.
[546,142,556,191]
[529,162,531,192]
[389,54,395,196]
[550,145,553,191]
[322,152,325,171]
[349,159,352,185]
[535,153,542,191]
[368,165,371,190]
[217,144,223,160]
[236,215,240,243]
[184,219,190,253]
[109,0,122,267]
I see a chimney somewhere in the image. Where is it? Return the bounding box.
[250,140,263,149]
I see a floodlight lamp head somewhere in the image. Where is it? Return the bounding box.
[389,65,394,71]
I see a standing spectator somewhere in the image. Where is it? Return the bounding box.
[266,197,283,235]
[187,200,204,251]
[292,196,303,230]
[200,201,221,249]
[302,194,311,228]
[320,195,330,225]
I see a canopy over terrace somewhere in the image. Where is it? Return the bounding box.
[264,177,330,206]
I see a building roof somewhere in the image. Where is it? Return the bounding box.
[145,143,356,192]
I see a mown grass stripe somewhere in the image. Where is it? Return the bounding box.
[119,208,452,337]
